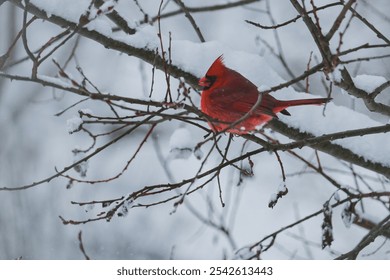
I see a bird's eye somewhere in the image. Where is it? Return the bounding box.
[199,75,217,90]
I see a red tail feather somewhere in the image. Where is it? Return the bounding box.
[277,97,331,107]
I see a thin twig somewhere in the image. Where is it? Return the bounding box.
[174,0,205,42]
[335,214,390,259]
[78,231,91,260]
[150,0,260,23]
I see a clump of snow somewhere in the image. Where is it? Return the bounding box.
[79,108,93,116]
[117,199,134,218]
[172,40,226,78]
[333,191,340,202]
[86,17,113,34]
[352,74,387,93]
[67,116,83,134]
[268,181,288,208]
[330,65,343,83]
[277,181,287,193]
[169,128,193,149]
[31,0,90,22]
[88,0,117,20]
[337,73,386,95]
[268,193,278,206]
[168,128,195,160]
[84,0,117,33]
[279,100,390,167]
[117,203,128,217]
[354,209,382,225]
[121,25,159,50]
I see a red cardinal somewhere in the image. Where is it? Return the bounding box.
[199,55,330,134]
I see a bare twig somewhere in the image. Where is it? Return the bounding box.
[336,214,390,259]
[246,2,342,30]
[78,231,91,260]
[336,68,390,116]
[174,0,205,42]
[326,0,356,40]
[151,0,260,23]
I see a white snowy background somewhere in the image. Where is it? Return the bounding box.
[0,0,390,259]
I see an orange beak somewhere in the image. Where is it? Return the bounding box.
[198,76,210,89]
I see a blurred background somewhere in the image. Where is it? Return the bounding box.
[0,0,389,259]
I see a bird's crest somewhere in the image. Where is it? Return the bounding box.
[206,55,226,76]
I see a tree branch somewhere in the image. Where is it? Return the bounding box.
[335,214,390,259]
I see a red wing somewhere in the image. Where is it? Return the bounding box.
[208,87,278,118]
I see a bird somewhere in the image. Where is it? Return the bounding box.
[199,55,331,134]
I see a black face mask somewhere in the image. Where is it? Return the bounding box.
[202,75,217,90]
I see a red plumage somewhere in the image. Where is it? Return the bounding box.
[199,55,330,134]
